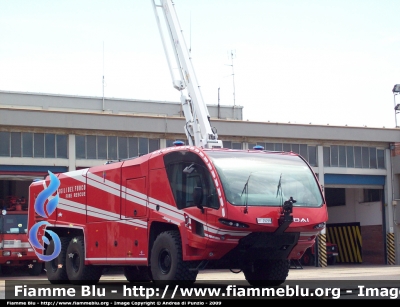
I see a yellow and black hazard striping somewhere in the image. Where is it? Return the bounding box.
[387,232,396,265]
[317,233,327,267]
[326,222,362,263]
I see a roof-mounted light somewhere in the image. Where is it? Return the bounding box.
[173,140,185,146]
[253,145,264,150]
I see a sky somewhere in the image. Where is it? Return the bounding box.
[1,0,400,128]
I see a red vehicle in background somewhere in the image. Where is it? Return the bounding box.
[0,196,43,275]
[301,241,339,266]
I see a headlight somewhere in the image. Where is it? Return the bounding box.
[313,222,326,230]
[219,218,249,228]
[2,251,11,256]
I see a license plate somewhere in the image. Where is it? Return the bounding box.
[257,218,272,224]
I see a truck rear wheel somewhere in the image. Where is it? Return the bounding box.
[45,237,70,284]
[124,266,152,282]
[65,236,103,285]
[150,230,197,285]
[243,259,290,287]
[28,262,43,276]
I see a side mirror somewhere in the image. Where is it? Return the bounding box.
[193,187,204,213]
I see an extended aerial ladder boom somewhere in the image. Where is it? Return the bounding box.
[152,0,223,148]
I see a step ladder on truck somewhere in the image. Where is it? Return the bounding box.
[27,0,328,287]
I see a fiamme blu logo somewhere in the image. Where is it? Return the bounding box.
[28,171,62,261]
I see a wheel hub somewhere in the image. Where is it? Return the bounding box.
[159,249,171,274]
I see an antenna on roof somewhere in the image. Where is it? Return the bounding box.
[227,49,236,119]
[102,41,105,111]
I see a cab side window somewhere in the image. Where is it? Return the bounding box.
[165,153,219,210]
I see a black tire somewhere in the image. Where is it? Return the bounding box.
[28,262,43,276]
[1,266,14,275]
[45,237,70,284]
[150,230,197,286]
[243,259,290,287]
[328,256,337,265]
[65,236,103,285]
[124,266,152,283]
[301,250,315,266]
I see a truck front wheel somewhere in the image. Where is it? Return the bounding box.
[243,259,290,287]
[65,236,103,285]
[150,230,197,285]
[45,237,70,284]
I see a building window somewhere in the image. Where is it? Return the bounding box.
[56,135,68,158]
[354,146,362,168]
[22,133,33,157]
[338,145,346,167]
[129,137,139,157]
[75,135,160,160]
[118,137,128,160]
[34,134,45,158]
[369,147,377,169]
[0,132,67,159]
[264,143,274,151]
[308,146,317,166]
[331,145,338,167]
[45,134,56,158]
[325,188,346,207]
[324,145,384,170]
[283,143,291,152]
[377,149,385,169]
[87,136,97,159]
[346,146,354,168]
[76,136,85,159]
[0,132,10,156]
[139,138,149,156]
[107,136,118,160]
[220,141,242,149]
[363,189,381,202]
[323,147,330,167]
[97,136,107,160]
[232,142,242,149]
[362,147,369,168]
[11,132,21,157]
[149,139,160,152]
[223,141,232,149]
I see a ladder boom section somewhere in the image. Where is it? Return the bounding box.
[152,0,223,148]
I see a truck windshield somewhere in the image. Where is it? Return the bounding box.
[207,151,323,208]
[0,214,28,234]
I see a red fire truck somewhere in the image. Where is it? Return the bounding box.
[300,241,339,266]
[27,0,328,287]
[0,196,43,276]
